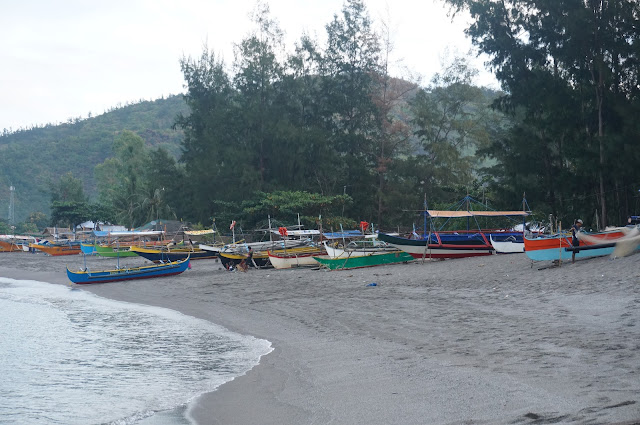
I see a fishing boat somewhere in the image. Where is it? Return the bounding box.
[66,256,190,284]
[377,231,497,259]
[524,228,629,262]
[129,245,218,263]
[267,246,328,269]
[80,242,98,255]
[31,242,82,256]
[0,239,22,252]
[313,250,414,270]
[378,196,529,259]
[490,234,524,253]
[323,239,398,259]
[218,251,271,269]
[95,243,139,258]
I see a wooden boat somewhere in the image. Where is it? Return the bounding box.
[313,250,414,270]
[377,232,495,259]
[95,243,138,258]
[490,234,524,253]
[130,245,218,263]
[0,239,22,252]
[80,243,98,255]
[66,256,190,284]
[323,240,398,259]
[268,247,328,269]
[218,251,271,269]
[524,228,628,262]
[31,242,82,256]
[378,202,531,259]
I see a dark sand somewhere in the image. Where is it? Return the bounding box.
[1,251,638,424]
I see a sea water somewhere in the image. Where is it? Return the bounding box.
[0,277,272,425]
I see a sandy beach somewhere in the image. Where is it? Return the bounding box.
[1,251,639,424]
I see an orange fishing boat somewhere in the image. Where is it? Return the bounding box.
[0,240,22,252]
[523,228,627,261]
[31,242,82,256]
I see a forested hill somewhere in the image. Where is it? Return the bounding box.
[0,95,188,222]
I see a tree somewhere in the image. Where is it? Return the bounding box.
[94,130,150,228]
[233,1,286,191]
[50,201,90,230]
[143,147,181,221]
[370,11,417,226]
[49,172,90,230]
[25,211,48,232]
[321,0,382,219]
[241,190,352,229]
[411,54,497,198]
[176,47,242,222]
[444,0,640,226]
[50,172,87,203]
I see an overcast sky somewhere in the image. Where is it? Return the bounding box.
[1,0,497,131]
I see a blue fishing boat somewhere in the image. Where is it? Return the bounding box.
[80,242,97,255]
[66,256,190,284]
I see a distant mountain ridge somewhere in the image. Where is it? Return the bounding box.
[0,95,188,222]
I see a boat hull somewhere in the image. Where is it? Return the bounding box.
[130,246,218,263]
[323,241,398,259]
[313,251,414,270]
[31,243,82,256]
[490,236,524,253]
[0,240,22,252]
[66,258,190,284]
[268,251,327,269]
[80,243,97,255]
[218,252,271,269]
[377,233,494,259]
[95,244,139,257]
[524,229,627,261]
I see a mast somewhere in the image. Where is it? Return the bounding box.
[522,192,526,232]
[466,192,470,231]
[423,193,428,239]
[8,185,15,229]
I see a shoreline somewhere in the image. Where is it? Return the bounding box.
[1,252,639,424]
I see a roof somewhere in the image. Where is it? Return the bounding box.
[42,227,72,236]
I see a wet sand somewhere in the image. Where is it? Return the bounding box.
[1,251,639,424]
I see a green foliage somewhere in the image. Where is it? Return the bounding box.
[0,96,187,222]
[50,200,90,228]
[50,172,87,203]
[16,221,39,235]
[411,54,496,193]
[26,211,48,230]
[94,131,180,229]
[14,0,637,233]
[241,190,351,226]
[445,0,640,226]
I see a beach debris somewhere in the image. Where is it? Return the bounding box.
[367,282,377,287]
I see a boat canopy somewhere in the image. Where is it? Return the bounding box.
[92,230,165,237]
[184,229,215,236]
[427,210,529,218]
[322,230,364,239]
[269,229,321,236]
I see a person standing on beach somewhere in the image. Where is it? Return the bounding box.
[239,247,253,271]
[572,219,583,247]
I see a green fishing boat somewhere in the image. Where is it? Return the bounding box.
[313,250,414,270]
[95,244,139,257]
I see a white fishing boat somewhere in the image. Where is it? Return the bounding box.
[267,246,328,269]
[323,239,398,259]
[489,235,524,253]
